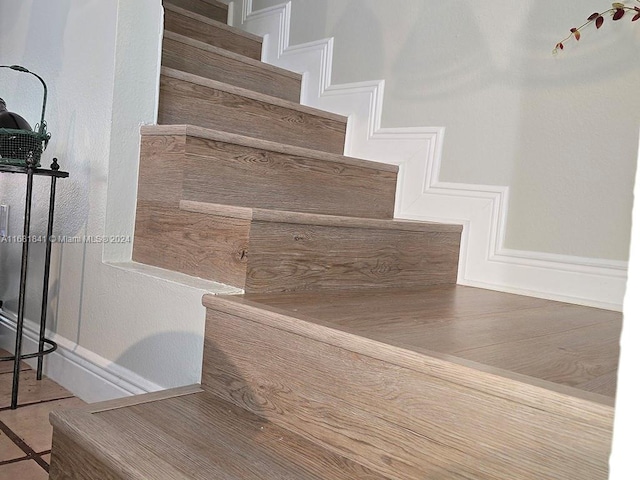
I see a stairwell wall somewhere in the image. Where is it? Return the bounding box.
[226,0,638,310]
[247,0,639,261]
[0,0,236,402]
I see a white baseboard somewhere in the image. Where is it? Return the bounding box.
[0,312,163,403]
[230,0,628,310]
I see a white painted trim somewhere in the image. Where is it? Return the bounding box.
[229,0,628,310]
[0,312,163,403]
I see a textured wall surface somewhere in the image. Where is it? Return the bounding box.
[0,0,227,397]
[251,0,639,261]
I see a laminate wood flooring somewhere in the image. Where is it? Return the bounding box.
[237,285,622,398]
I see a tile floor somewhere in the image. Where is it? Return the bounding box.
[0,349,86,480]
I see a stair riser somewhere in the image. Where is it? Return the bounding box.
[136,135,186,208]
[201,309,613,480]
[162,37,302,103]
[138,134,397,219]
[164,8,261,60]
[158,75,347,154]
[165,0,228,22]
[50,432,117,480]
[133,204,249,287]
[133,202,459,292]
[245,221,460,292]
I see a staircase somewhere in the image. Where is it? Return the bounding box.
[48,1,621,479]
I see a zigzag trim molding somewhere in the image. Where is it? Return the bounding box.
[0,312,163,402]
[229,0,628,310]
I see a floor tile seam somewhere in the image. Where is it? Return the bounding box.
[0,420,51,473]
[0,394,76,412]
[0,418,39,460]
[0,455,30,466]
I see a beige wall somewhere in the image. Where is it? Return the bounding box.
[0,0,228,399]
[252,0,640,261]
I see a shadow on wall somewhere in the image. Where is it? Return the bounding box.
[113,319,270,429]
[329,0,385,84]
[389,0,494,100]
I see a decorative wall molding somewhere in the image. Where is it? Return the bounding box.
[0,312,163,403]
[230,0,628,310]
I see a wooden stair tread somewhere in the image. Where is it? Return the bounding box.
[164,0,228,23]
[180,200,462,233]
[161,67,346,123]
[141,124,397,173]
[137,200,460,292]
[201,286,615,479]
[163,3,262,60]
[163,30,301,81]
[162,31,302,102]
[50,389,388,480]
[159,68,347,153]
[204,284,621,401]
[164,3,262,43]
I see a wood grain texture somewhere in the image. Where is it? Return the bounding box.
[50,411,188,480]
[133,202,249,286]
[175,200,460,292]
[165,0,228,22]
[158,70,347,154]
[201,305,614,480]
[203,291,616,411]
[142,125,397,172]
[181,201,459,232]
[135,198,459,290]
[50,392,388,479]
[162,68,344,122]
[136,134,186,207]
[95,392,388,479]
[181,138,397,219]
[244,219,460,292]
[162,32,302,102]
[164,4,262,60]
[213,285,621,398]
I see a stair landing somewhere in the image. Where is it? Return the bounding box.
[201,286,620,479]
[213,284,621,399]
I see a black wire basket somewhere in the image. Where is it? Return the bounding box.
[0,65,51,167]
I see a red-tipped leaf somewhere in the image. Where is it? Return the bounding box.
[570,28,581,40]
[596,15,605,28]
[613,8,625,20]
[556,42,564,50]
[633,12,640,22]
[588,12,600,21]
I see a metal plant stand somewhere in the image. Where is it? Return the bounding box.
[0,157,68,409]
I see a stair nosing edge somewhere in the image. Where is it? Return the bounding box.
[179,200,463,233]
[201,293,616,416]
[162,30,302,81]
[164,3,263,43]
[195,0,228,10]
[161,66,347,124]
[140,124,398,173]
[51,409,190,480]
